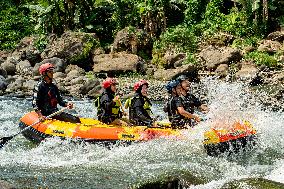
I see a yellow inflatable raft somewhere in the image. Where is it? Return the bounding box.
[19,111,257,155]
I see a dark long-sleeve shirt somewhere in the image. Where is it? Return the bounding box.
[32,80,66,116]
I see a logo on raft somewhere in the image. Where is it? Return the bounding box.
[52,130,65,134]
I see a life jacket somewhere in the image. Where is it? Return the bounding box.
[95,92,121,122]
[126,96,152,115]
[48,88,58,108]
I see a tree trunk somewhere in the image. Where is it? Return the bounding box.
[262,0,268,22]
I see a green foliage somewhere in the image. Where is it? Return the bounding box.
[152,25,197,67]
[183,53,198,65]
[34,34,48,52]
[0,1,33,50]
[153,25,197,54]
[184,0,209,25]
[232,36,262,49]
[69,35,100,64]
[244,51,278,67]
[221,9,255,37]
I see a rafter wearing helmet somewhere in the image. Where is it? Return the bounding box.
[32,63,81,123]
[128,79,154,126]
[96,77,128,126]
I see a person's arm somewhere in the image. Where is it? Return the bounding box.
[177,106,200,122]
[176,97,200,122]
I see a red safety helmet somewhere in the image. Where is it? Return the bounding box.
[102,78,118,89]
[39,63,55,75]
[134,79,148,91]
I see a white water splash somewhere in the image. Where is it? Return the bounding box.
[0,79,283,188]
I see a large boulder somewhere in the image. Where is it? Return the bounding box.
[235,61,262,85]
[215,64,229,78]
[257,40,282,53]
[11,36,41,66]
[33,57,67,76]
[266,31,284,42]
[79,78,101,96]
[92,52,146,74]
[153,64,198,81]
[113,27,151,55]
[0,66,7,78]
[41,31,100,65]
[0,75,7,91]
[16,60,32,76]
[1,57,17,75]
[163,53,186,69]
[199,46,242,71]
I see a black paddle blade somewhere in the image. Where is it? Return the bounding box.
[0,136,14,148]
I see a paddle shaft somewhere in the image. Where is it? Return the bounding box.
[0,107,67,148]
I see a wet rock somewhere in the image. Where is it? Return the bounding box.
[215,64,229,78]
[235,61,260,83]
[0,75,7,91]
[80,79,100,95]
[221,178,284,189]
[0,180,15,189]
[133,172,204,189]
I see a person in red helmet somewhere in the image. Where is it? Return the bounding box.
[97,77,127,125]
[32,63,81,123]
[129,79,154,126]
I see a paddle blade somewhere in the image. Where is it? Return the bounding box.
[0,136,14,148]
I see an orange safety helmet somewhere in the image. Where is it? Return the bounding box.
[102,78,118,89]
[134,79,148,91]
[39,63,55,75]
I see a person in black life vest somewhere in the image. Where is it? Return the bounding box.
[164,80,180,124]
[172,75,207,128]
[129,79,154,126]
[97,78,128,126]
[32,63,81,123]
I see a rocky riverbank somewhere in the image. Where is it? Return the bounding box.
[0,30,283,110]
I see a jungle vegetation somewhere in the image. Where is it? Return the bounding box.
[1,0,284,66]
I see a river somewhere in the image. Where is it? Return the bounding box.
[0,79,283,189]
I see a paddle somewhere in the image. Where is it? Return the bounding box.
[0,107,67,149]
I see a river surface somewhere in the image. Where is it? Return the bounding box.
[0,79,283,188]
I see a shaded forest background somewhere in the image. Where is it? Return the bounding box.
[1,0,284,67]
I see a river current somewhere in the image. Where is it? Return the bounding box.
[0,79,283,188]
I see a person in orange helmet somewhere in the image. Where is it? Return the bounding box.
[32,63,81,123]
[96,77,127,126]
